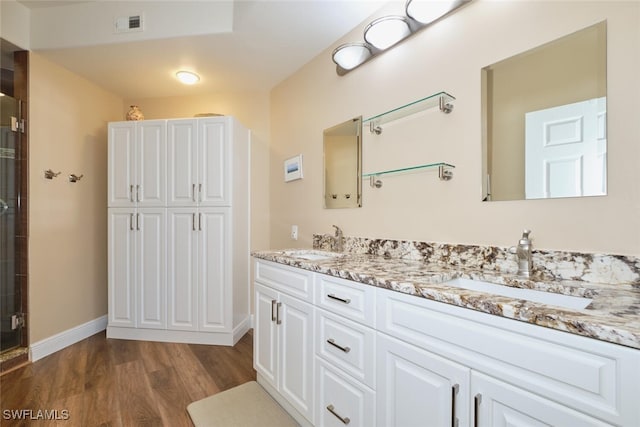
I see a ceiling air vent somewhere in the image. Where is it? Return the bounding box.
[114,14,144,34]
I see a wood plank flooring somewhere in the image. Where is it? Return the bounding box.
[0,331,256,426]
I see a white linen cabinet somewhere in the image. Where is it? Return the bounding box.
[107,116,251,345]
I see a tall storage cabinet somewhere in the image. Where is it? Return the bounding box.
[107,116,251,346]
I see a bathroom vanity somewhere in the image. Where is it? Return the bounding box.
[252,239,640,427]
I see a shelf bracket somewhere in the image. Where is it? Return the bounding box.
[438,165,454,181]
[369,175,382,188]
[439,96,454,114]
[369,121,382,135]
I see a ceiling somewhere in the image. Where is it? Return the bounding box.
[16,0,389,99]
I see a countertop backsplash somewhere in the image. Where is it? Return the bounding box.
[313,234,640,286]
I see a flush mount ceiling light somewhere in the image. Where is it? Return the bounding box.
[333,0,471,75]
[364,16,412,50]
[332,43,373,73]
[176,70,200,85]
[406,0,462,25]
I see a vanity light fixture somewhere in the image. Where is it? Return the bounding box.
[364,16,412,50]
[405,0,463,25]
[332,0,471,75]
[176,70,200,85]
[332,43,373,71]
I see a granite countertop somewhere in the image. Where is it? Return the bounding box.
[252,249,640,350]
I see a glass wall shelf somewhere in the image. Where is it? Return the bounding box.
[363,162,455,187]
[364,91,455,134]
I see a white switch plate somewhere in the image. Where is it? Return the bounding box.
[291,225,298,240]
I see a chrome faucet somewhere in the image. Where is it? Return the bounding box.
[331,225,344,252]
[509,229,533,278]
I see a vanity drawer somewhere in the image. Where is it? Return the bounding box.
[377,287,640,426]
[254,259,313,302]
[315,357,375,427]
[315,274,376,327]
[316,308,376,389]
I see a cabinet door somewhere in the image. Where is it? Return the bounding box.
[254,284,279,388]
[471,371,612,427]
[198,118,229,206]
[279,293,315,422]
[198,208,230,332]
[108,122,136,207]
[167,208,198,330]
[167,119,198,206]
[137,208,166,329]
[136,120,166,207]
[108,208,136,327]
[377,333,470,427]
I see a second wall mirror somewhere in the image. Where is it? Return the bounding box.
[323,117,362,208]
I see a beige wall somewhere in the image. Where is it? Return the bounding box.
[29,53,122,342]
[270,1,640,255]
[122,92,271,255]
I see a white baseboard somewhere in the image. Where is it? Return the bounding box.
[30,315,107,362]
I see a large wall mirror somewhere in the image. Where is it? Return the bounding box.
[482,21,607,201]
[323,117,362,208]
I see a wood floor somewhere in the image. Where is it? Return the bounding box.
[0,331,256,426]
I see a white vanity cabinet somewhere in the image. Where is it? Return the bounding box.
[377,333,470,427]
[471,371,613,427]
[378,287,640,427]
[314,274,377,427]
[254,262,315,425]
[108,120,166,208]
[253,258,640,427]
[108,116,250,346]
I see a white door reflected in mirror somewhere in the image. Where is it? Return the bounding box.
[525,97,607,199]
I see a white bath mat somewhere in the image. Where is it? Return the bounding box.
[187,381,298,427]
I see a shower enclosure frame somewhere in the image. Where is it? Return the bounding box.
[0,48,29,372]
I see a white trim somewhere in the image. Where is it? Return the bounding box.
[30,315,107,362]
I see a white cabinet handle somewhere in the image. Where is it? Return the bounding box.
[130,185,134,202]
[130,213,134,231]
[271,300,277,322]
[136,185,140,202]
[327,338,351,353]
[192,213,196,231]
[198,183,202,202]
[199,212,202,231]
[474,393,482,427]
[136,213,140,231]
[276,302,282,325]
[451,384,459,427]
[327,294,351,304]
[326,405,350,425]
[192,184,196,202]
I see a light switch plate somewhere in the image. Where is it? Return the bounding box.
[291,225,298,240]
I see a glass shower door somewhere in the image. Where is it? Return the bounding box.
[0,94,22,352]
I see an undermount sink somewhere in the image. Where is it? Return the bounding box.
[282,250,346,261]
[443,278,593,310]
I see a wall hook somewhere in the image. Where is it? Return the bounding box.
[69,174,84,183]
[44,169,61,180]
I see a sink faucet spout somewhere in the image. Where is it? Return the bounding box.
[332,225,344,252]
[509,229,533,278]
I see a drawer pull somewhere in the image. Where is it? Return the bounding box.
[326,404,350,425]
[271,300,277,322]
[451,384,459,427]
[327,338,351,353]
[327,294,351,304]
